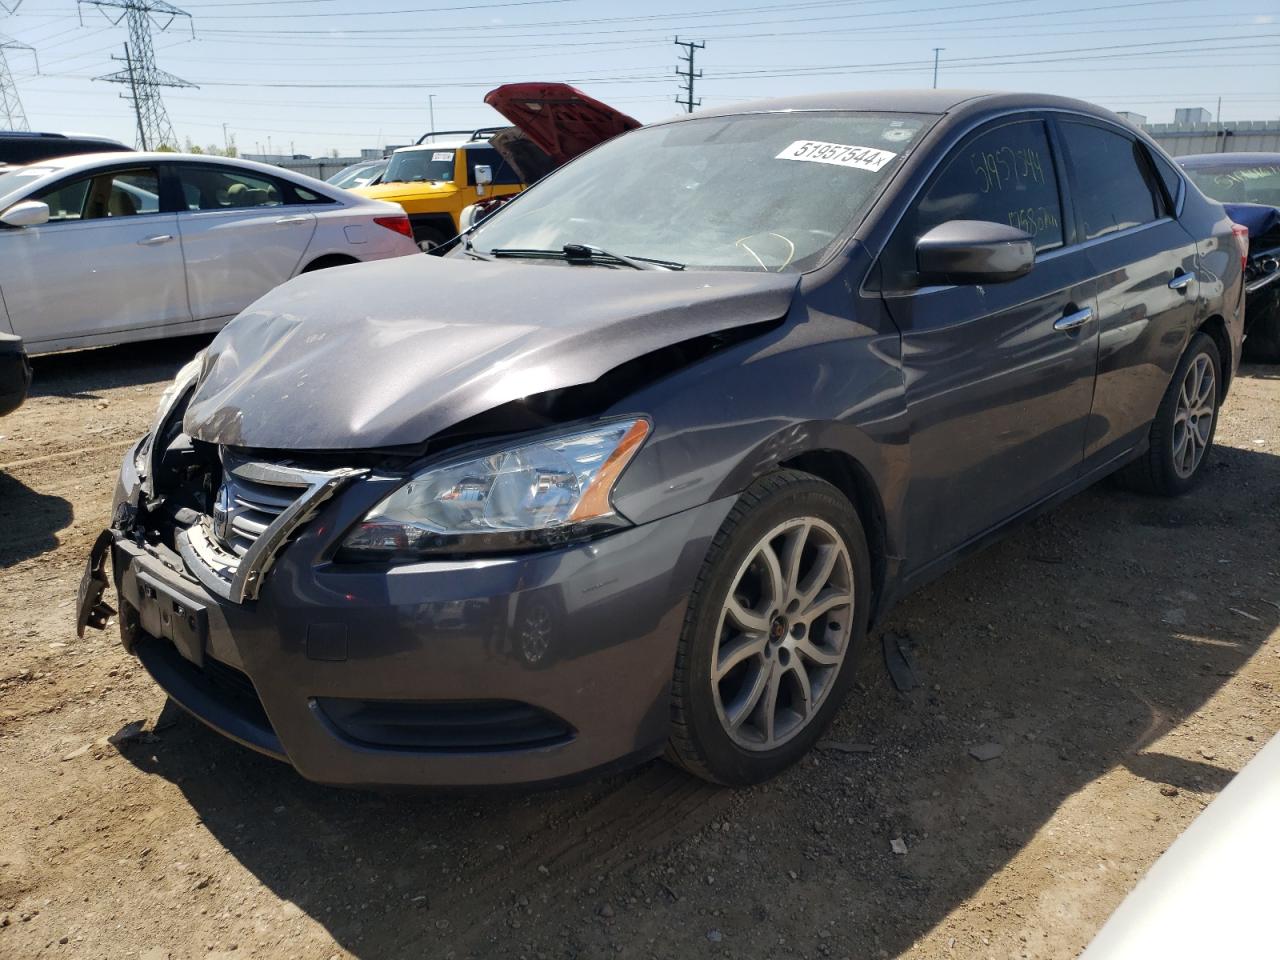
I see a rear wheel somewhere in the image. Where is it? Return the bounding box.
[667,471,870,785]
[1118,331,1221,496]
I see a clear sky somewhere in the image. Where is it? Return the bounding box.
[2,0,1277,157]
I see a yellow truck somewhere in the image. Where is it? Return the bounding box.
[351,128,524,250]
[352,86,641,251]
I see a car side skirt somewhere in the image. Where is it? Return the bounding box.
[885,441,1145,609]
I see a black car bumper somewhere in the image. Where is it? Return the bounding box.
[100,449,733,788]
[0,333,31,417]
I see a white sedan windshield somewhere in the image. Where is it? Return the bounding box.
[473,111,931,271]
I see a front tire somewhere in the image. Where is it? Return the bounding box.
[667,471,871,786]
[1118,331,1221,496]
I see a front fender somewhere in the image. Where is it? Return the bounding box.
[609,297,908,558]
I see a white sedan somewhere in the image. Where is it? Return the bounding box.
[0,152,420,354]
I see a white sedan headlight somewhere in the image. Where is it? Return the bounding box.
[340,419,649,559]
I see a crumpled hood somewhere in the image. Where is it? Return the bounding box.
[183,255,798,450]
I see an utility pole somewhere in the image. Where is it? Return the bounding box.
[0,32,36,132]
[80,0,196,151]
[674,36,704,114]
[932,47,944,89]
[221,121,229,152]
[428,93,436,133]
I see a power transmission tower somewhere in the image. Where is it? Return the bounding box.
[79,0,196,150]
[0,33,36,131]
[674,37,704,114]
[2,1,36,132]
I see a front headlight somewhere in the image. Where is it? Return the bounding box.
[340,418,650,560]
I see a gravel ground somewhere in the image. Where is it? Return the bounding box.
[1,336,1277,960]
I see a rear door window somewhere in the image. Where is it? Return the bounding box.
[1058,120,1161,240]
[176,166,286,211]
[883,118,1064,289]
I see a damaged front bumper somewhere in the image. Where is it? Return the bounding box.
[81,439,733,788]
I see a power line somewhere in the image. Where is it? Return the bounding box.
[79,0,196,149]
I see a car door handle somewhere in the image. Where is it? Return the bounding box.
[275,216,309,225]
[1054,306,1093,332]
[137,234,173,246]
[1168,272,1195,291]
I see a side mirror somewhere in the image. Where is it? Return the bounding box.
[0,199,51,228]
[473,164,492,196]
[915,219,1034,286]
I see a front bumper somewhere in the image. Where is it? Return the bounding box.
[104,450,733,788]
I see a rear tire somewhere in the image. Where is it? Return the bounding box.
[1117,331,1221,496]
[666,470,871,786]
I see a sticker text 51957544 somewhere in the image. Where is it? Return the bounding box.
[775,140,898,172]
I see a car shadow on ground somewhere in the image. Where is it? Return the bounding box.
[117,445,1280,960]
[1239,361,1280,380]
[0,472,73,568]
[26,334,213,400]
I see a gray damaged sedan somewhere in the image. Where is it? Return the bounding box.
[79,91,1244,788]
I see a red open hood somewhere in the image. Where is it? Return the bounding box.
[483,83,641,167]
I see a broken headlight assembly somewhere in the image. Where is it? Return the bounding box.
[339,419,650,560]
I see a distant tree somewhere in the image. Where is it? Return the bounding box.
[156,144,176,152]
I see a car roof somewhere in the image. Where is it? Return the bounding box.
[673,89,1125,125]
[0,131,126,145]
[1177,152,1280,168]
[0,151,359,210]
[10,151,318,178]
[393,141,469,153]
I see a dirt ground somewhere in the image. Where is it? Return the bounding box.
[1,336,1277,960]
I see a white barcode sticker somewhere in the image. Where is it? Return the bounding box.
[775,140,897,172]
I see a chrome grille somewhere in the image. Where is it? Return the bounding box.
[218,468,303,557]
[178,452,367,604]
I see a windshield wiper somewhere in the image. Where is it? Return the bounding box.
[488,243,684,271]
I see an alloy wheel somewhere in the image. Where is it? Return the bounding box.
[710,517,854,750]
[1172,352,1215,479]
